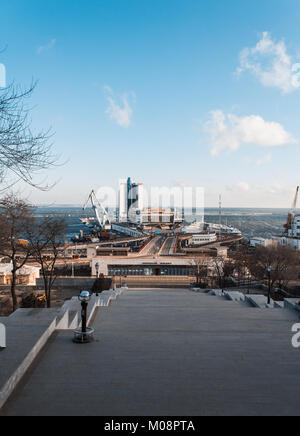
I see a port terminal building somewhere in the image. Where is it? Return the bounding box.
[92,257,196,277]
[91,256,221,277]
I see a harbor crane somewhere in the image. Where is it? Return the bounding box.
[83,190,112,231]
[284,186,299,233]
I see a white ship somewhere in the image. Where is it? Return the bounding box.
[207,223,242,236]
[183,221,241,236]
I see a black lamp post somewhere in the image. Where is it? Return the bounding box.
[94,263,100,296]
[221,272,224,293]
[73,290,94,343]
[80,291,90,333]
[95,262,99,278]
[267,265,272,305]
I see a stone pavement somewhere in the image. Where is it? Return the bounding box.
[1,288,300,416]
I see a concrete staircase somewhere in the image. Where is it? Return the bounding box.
[191,287,300,312]
[0,286,127,410]
[2,287,300,416]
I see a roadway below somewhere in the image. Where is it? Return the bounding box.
[137,236,165,257]
[159,237,177,256]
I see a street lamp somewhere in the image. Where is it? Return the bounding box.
[267,265,272,305]
[73,291,94,344]
[221,271,225,294]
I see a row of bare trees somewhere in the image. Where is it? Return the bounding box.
[0,194,66,311]
[190,256,236,289]
[233,245,300,293]
[190,244,300,295]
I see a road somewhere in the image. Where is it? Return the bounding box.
[159,237,177,256]
[138,236,165,257]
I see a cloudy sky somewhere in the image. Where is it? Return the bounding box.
[1,0,300,207]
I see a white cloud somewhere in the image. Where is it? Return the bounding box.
[105,87,134,128]
[37,39,56,55]
[266,183,293,195]
[226,182,250,193]
[226,182,294,198]
[237,31,300,94]
[256,153,272,166]
[237,182,250,192]
[205,110,294,156]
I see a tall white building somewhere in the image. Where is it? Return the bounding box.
[119,180,128,223]
[119,178,144,224]
[288,214,300,238]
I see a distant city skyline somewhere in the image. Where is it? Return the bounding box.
[1,0,300,207]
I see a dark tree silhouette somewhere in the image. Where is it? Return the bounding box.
[189,257,208,286]
[0,194,34,311]
[247,245,299,293]
[0,83,57,190]
[25,216,66,308]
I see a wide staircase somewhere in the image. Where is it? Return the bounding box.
[1,287,300,416]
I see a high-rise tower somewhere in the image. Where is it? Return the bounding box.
[118,178,144,223]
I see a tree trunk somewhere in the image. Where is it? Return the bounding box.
[44,279,51,308]
[11,271,18,312]
[46,293,51,309]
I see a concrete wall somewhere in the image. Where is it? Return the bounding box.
[118,276,195,288]
[36,278,96,291]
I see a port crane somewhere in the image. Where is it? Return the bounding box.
[83,190,112,231]
[284,186,299,233]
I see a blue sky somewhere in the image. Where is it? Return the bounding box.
[1,0,300,207]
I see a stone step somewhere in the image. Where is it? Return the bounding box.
[224,291,246,302]
[245,295,274,308]
[284,298,300,313]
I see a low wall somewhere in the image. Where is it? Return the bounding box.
[37,276,195,290]
[120,276,194,288]
[36,278,95,291]
[0,285,38,293]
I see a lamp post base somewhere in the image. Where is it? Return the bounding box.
[73,327,95,344]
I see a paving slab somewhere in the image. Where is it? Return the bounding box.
[1,289,300,416]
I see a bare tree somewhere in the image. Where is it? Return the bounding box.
[189,257,208,287]
[0,195,33,311]
[247,245,299,293]
[0,83,57,190]
[231,245,251,288]
[25,216,66,308]
[213,257,235,290]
